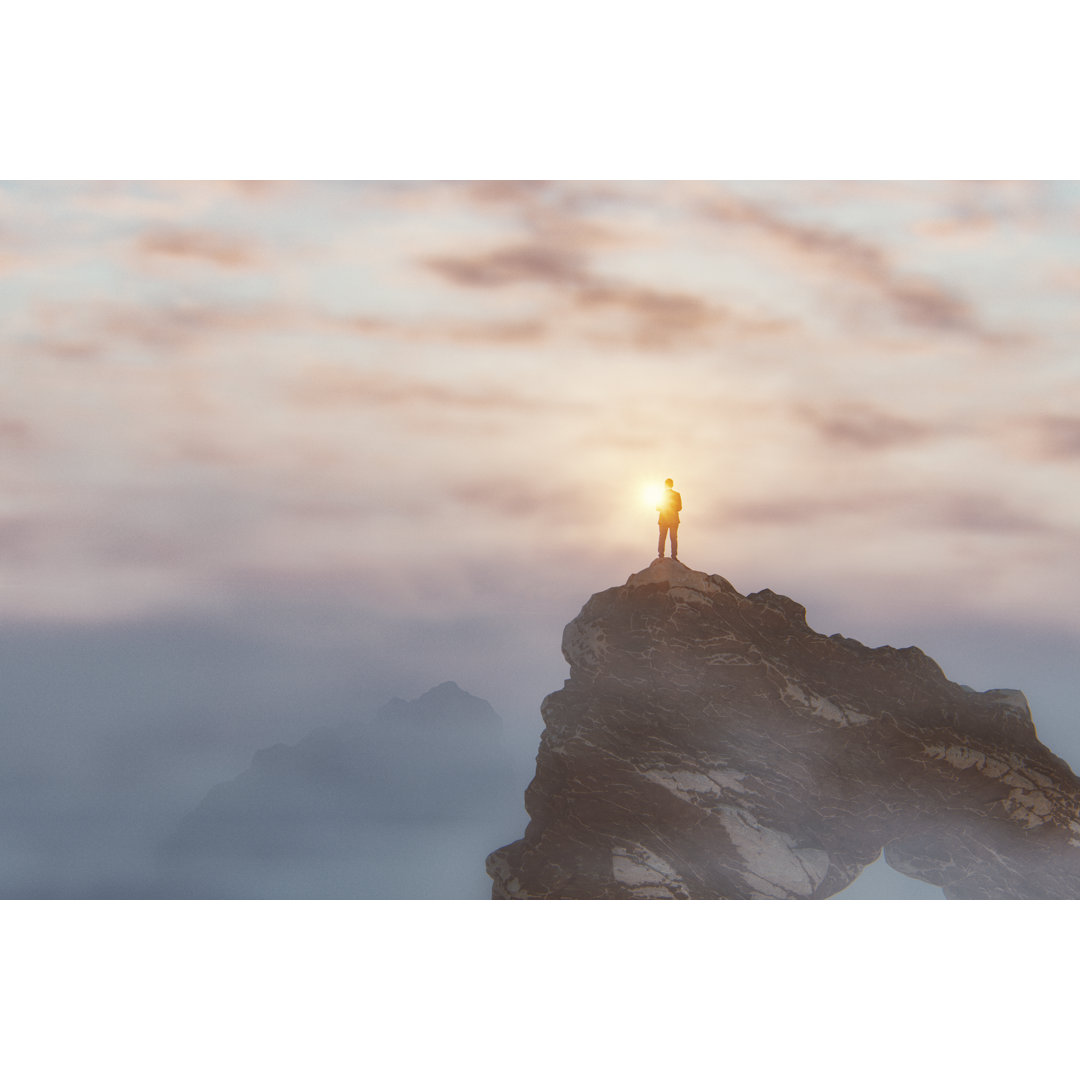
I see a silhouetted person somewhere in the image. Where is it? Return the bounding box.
[657,478,681,559]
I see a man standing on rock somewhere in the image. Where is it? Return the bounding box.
[657,478,681,560]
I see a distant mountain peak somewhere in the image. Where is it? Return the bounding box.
[158,680,518,897]
[419,680,474,702]
[376,681,501,731]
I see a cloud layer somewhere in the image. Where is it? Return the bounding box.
[3,179,1080,633]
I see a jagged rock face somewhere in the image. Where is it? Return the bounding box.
[487,560,1080,899]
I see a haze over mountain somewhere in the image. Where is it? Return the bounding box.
[159,682,526,898]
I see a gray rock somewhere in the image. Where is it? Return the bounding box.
[487,559,1080,899]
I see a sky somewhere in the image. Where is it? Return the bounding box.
[7,186,1080,642]
[6,180,1080,901]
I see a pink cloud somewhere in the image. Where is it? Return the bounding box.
[421,237,772,350]
[1006,414,1080,461]
[137,228,259,268]
[289,368,567,415]
[796,402,938,450]
[450,478,591,519]
[721,489,1058,538]
[423,244,586,287]
[99,301,284,351]
[699,192,982,335]
[574,281,722,348]
[444,319,547,344]
[464,180,554,204]
[0,417,36,448]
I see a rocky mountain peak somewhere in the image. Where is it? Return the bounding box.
[487,560,1080,899]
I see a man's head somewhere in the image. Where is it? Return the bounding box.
[664,478,674,488]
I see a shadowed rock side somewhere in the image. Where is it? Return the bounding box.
[487,560,1080,899]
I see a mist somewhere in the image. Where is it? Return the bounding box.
[0,604,544,898]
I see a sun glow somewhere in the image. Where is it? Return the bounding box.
[641,483,665,510]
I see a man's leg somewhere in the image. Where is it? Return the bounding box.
[658,524,668,558]
[671,524,678,559]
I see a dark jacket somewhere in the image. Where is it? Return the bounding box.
[657,488,682,526]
